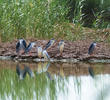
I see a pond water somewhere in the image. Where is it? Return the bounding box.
[0,60,110,100]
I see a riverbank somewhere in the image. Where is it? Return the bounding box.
[0,39,110,62]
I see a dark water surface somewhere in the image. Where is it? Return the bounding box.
[0,60,110,100]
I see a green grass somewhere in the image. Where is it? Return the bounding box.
[0,0,110,42]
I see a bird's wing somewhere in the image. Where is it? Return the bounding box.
[22,40,27,49]
[16,42,20,52]
[88,43,94,54]
[25,43,31,53]
[46,51,50,59]
[44,41,51,50]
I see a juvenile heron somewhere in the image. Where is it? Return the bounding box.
[16,64,27,80]
[25,42,36,54]
[44,38,55,50]
[16,39,27,54]
[37,46,43,59]
[42,50,50,60]
[88,42,97,55]
[58,40,65,55]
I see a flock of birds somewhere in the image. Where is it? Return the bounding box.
[16,38,65,60]
[16,38,96,80]
[16,38,97,60]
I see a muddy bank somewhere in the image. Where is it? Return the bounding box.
[0,39,110,62]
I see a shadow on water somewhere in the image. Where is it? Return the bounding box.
[0,60,110,100]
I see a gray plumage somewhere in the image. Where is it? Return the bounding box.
[88,42,97,55]
[25,42,36,53]
[42,50,50,60]
[44,38,55,50]
[16,39,27,53]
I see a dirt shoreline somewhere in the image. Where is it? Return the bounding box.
[0,39,110,62]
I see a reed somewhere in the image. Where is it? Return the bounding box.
[0,0,110,42]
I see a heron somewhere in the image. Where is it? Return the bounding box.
[44,38,55,50]
[37,46,43,59]
[58,40,65,55]
[42,50,50,60]
[16,39,27,55]
[88,42,97,55]
[25,42,36,54]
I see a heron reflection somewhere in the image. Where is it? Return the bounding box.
[24,65,34,78]
[16,64,27,80]
[88,67,95,78]
[16,64,34,80]
[36,62,50,74]
[46,71,53,80]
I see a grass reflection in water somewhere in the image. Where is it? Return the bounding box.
[0,61,110,100]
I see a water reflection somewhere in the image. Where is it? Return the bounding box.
[36,62,50,74]
[88,67,95,78]
[16,64,34,80]
[0,61,110,100]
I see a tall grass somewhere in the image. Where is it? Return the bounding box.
[0,0,110,42]
[0,0,68,41]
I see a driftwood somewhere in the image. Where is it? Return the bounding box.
[0,39,110,62]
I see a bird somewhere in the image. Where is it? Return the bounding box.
[42,50,50,60]
[16,64,27,80]
[58,40,65,55]
[44,38,55,50]
[88,42,97,55]
[16,39,27,55]
[25,42,36,54]
[37,46,43,59]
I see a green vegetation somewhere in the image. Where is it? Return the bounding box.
[0,68,68,100]
[0,0,110,42]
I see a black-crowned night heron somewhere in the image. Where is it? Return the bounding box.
[16,39,27,54]
[88,42,97,55]
[37,46,43,59]
[58,40,65,55]
[25,42,36,54]
[16,64,27,80]
[42,50,50,60]
[44,38,55,50]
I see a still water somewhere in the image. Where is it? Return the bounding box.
[0,60,110,100]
